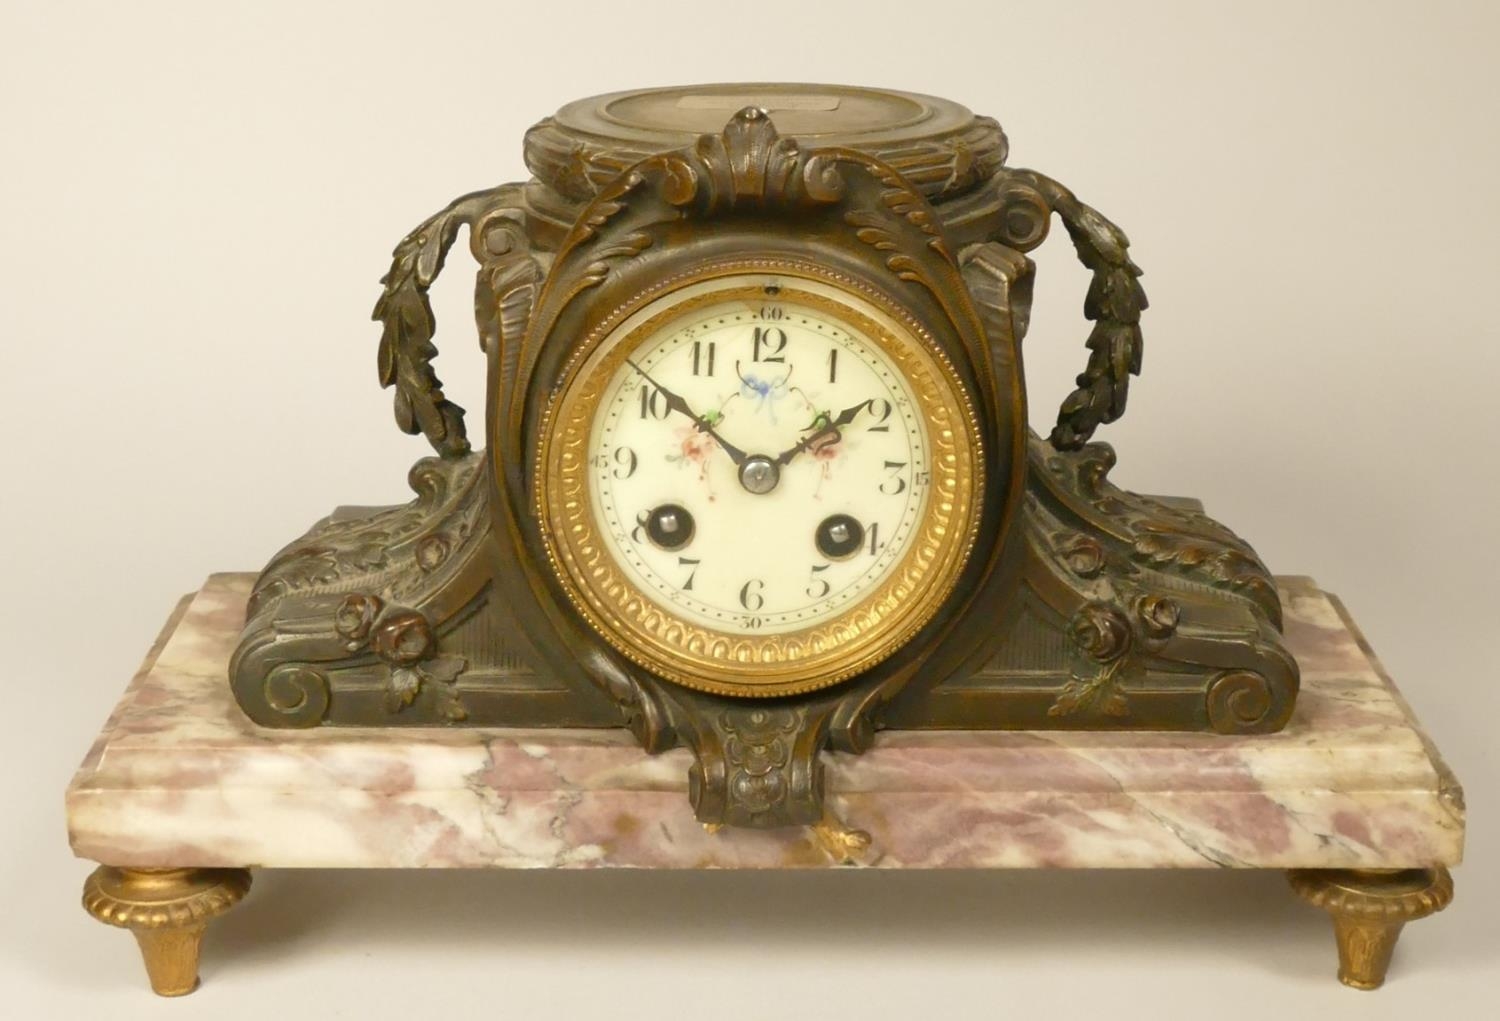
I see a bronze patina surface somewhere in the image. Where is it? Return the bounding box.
[230,85,1297,830]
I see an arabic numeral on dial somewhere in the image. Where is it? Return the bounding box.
[679,556,701,591]
[609,446,637,479]
[631,510,650,543]
[691,339,716,377]
[868,522,885,557]
[739,615,764,630]
[757,305,783,320]
[638,385,669,420]
[915,470,931,486]
[751,326,787,363]
[879,460,908,495]
[738,578,765,611]
[806,564,831,599]
[827,348,838,383]
[867,398,892,432]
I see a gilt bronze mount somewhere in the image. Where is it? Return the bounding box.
[229,84,1298,831]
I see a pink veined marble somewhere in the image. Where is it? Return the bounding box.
[65,574,1465,871]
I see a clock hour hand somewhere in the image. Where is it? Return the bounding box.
[773,399,875,467]
[626,359,749,466]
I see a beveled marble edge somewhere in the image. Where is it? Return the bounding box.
[65,785,1461,871]
[64,573,1467,871]
[68,591,195,786]
[1323,590,1466,821]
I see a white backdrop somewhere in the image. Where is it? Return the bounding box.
[2,1,1495,1018]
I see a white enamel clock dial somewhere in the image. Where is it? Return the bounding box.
[539,270,981,696]
[590,296,928,635]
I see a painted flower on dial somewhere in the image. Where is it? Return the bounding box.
[676,426,717,464]
[804,408,847,497]
[666,415,720,492]
[811,429,843,461]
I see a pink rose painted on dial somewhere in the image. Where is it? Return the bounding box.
[810,434,843,462]
[807,425,846,498]
[678,428,716,464]
[667,423,719,496]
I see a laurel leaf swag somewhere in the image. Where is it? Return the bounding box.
[372,189,514,457]
[1001,170,1148,450]
[372,205,471,456]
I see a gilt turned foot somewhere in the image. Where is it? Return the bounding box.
[1286,867,1453,989]
[83,865,252,996]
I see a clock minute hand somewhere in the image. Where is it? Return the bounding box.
[774,399,875,467]
[626,359,749,466]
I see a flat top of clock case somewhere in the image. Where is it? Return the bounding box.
[560,83,967,140]
[525,83,1007,204]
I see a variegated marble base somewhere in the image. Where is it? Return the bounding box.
[67,574,1465,992]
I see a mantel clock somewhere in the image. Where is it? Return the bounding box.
[232,85,1297,830]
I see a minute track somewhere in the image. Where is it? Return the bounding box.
[596,297,926,631]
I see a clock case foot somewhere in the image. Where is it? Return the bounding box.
[230,106,1297,830]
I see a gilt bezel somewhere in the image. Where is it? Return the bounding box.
[534,258,983,697]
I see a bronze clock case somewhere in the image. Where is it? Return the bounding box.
[230,85,1298,831]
